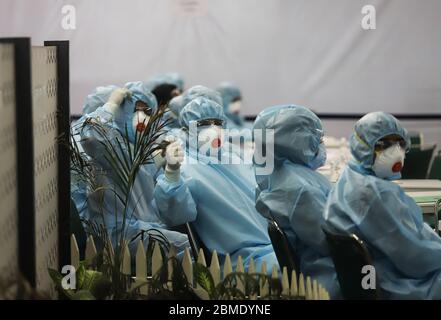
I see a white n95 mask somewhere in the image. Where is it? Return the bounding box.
[198,126,223,149]
[372,144,405,180]
[132,110,150,134]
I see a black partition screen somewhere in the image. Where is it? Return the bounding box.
[44,40,70,282]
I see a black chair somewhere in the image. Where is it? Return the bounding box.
[429,151,441,180]
[401,145,436,179]
[322,227,379,300]
[171,223,211,261]
[267,219,299,275]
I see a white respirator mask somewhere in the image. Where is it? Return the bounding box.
[132,110,150,134]
[372,144,405,180]
[198,126,223,150]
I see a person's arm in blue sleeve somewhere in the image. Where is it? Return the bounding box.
[288,185,330,256]
[153,139,197,227]
[355,185,441,278]
[154,171,197,227]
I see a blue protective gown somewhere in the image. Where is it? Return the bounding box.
[154,97,279,271]
[324,111,441,299]
[253,105,341,298]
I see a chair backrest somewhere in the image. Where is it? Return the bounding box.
[429,151,441,179]
[401,145,436,179]
[323,227,379,300]
[267,219,299,275]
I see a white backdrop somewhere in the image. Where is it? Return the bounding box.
[1,0,441,115]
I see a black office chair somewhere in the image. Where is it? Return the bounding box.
[429,151,441,180]
[322,227,379,300]
[171,223,211,262]
[401,145,436,179]
[267,219,299,276]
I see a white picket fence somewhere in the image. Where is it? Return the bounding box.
[70,234,330,300]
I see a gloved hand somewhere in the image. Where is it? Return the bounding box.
[164,137,184,182]
[153,135,181,169]
[105,88,131,114]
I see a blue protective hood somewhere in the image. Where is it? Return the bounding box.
[146,72,184,92]
[253,105,323,168]
[181,85,223,108]
[350,111,410,169]
[168,95,185,119]
[216,82,242,111]
[112,82,158,134]
[179,96,225,129]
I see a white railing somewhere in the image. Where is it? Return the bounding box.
[70,234,330,300]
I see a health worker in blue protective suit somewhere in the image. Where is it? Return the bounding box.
[74,83,189,255]
[165,85,226,143]
[324,111,441,299]
[216,82,253,156]
[253,105,341,299]
[216,82,245,129]
[154,97,279,271]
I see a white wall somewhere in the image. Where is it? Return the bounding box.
[1,0,441,116]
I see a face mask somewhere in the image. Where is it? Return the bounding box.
[309,143,327,170]
[132,110,150,136]
[228,101,242,115]
[198,126,223,150]
[372,144,405,180]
